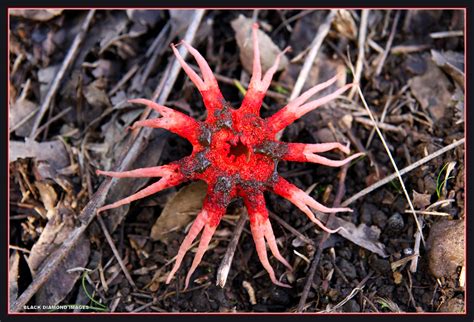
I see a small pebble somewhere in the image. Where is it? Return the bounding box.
[438,297,464,312]
[427,219,464,278]
[385,213,405,234]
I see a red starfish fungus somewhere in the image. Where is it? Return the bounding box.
[97,23,363,289]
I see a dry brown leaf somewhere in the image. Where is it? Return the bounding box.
[10,138,70,171]
[27,205,90,306]
[318,212,388,257]
[10,9,64,21]
[412,190,432,209]
[231,15,289,75]
[150,181,207,242]
[333,9,357,40]
[83,80,111,109]
[35,234,90,307]
[35,181,58,220]
[9,96,38,137]
[427,219,464,278]
[408,58,453,121]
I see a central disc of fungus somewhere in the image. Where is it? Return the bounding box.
[97,23,363,289]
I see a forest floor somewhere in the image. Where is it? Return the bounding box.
[9,9,465,313]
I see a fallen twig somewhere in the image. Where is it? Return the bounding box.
[355,115,406,136]
[348,9,369,99]
[430,30,463,39]
[269,211,315,246]
[216,210,248,288]
[375,10,400,76]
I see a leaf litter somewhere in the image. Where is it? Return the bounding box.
[8,9,465,313]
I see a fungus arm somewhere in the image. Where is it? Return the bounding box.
[128,98,201,146]
[243,192,292,288]
[166,192,230,289]
[283,142,365,167]
[266,74,354,134]
[272,176,351,234]
[171,41,224,116]
[96,164,185,213]
[240,23,290,114]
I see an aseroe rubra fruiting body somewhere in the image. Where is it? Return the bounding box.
[97,23,363,289]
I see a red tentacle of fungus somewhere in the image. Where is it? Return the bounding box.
[97,23,363,289]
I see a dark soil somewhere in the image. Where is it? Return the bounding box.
[9,9,465,313]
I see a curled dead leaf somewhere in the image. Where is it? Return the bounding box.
[26,205,90,307]
[333,9,357,40]
[150,181,207,243]
[317,212,388,257]
[34,181,58,220]
[231,15,289,75]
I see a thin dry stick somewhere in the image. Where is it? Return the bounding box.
[355,115,406,135]
[289,10,336,101]
[34,106,72,136]
[430,30,464,39]
[341,138,464,207]
[409,220,423,272]
[29,10,96,140]
[297,164,349,312]
[216,210,248,288]
[97,215,136,289]
[348,9,369,99]
[10,10,206,312]
[375,10,400,76]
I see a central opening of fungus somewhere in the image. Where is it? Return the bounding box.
[227,138,250,162]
